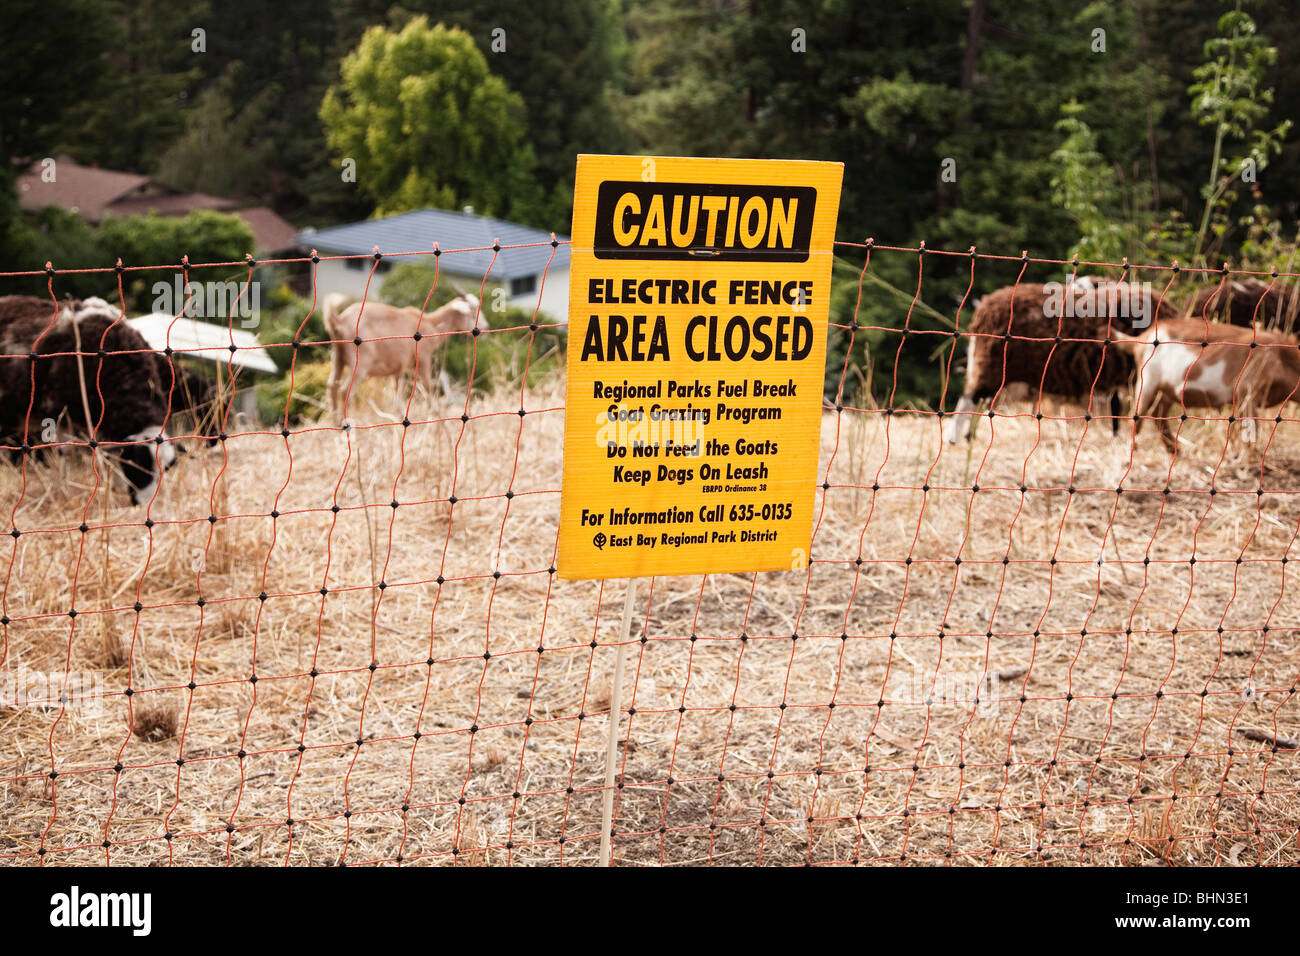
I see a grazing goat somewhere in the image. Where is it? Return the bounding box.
[1112,319,1300,452]
[0,295,186,503]
[945,280,1175,443]
[1187,278,1300,331]
[324,294,486,417]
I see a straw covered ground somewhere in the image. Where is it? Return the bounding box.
[1,376,1298,866]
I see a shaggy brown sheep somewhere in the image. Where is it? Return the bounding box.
[1186,278,1300,331]
[945,279,1176,443]
[0,295,203,503]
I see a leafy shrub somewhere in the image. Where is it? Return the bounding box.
[1,207,257,311]
[2,206,111,299]
[254,285,330,370]
[254,360,332,425]
[99,209,254,270]
[442,305,564,393]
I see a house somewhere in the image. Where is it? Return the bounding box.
[15,155,300,255]
[295,208,570,321]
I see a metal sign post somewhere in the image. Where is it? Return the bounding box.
[598,576,639,867]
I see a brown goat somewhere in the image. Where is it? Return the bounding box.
[945,280,1176,442]
[1112,318,1300,452]
[324,294,487,418]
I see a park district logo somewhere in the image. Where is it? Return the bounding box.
[593,181,817,262]
[49,886,152,936]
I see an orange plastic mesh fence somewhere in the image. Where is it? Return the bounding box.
[0,239,1296,866]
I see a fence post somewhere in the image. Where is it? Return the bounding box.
[599,576,639,867]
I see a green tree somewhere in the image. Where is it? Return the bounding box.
[0,0,117,163]
[618,0,755,157]
[3,208,111,300]
[0,0,117,268]
[186,0,366,219]
[1050,101,1131,263]
[395,0,632,226]
[99,210,255,310]
[99,210,253,269]
[1187,0,1291,264]
[3,208,253,307]
[320,16,546,223]
[154,66,282,202]
[50,0,211,172]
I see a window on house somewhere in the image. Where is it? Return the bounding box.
[510,274,537,297]
[344,258,391,273]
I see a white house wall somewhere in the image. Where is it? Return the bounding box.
[314,258,392,301]
[509,267,570,324]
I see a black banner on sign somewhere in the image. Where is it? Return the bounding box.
[593,181,817,262]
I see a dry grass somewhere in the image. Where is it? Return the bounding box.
[0,376,1298,866]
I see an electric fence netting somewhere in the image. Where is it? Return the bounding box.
[0,238,1297,866]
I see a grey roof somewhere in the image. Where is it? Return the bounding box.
[295,208,569,280]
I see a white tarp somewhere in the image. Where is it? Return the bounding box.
[126,314,279,375]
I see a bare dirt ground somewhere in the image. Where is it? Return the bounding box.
[2,377,1297,866]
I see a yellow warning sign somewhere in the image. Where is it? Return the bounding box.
[558,155,844,580]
